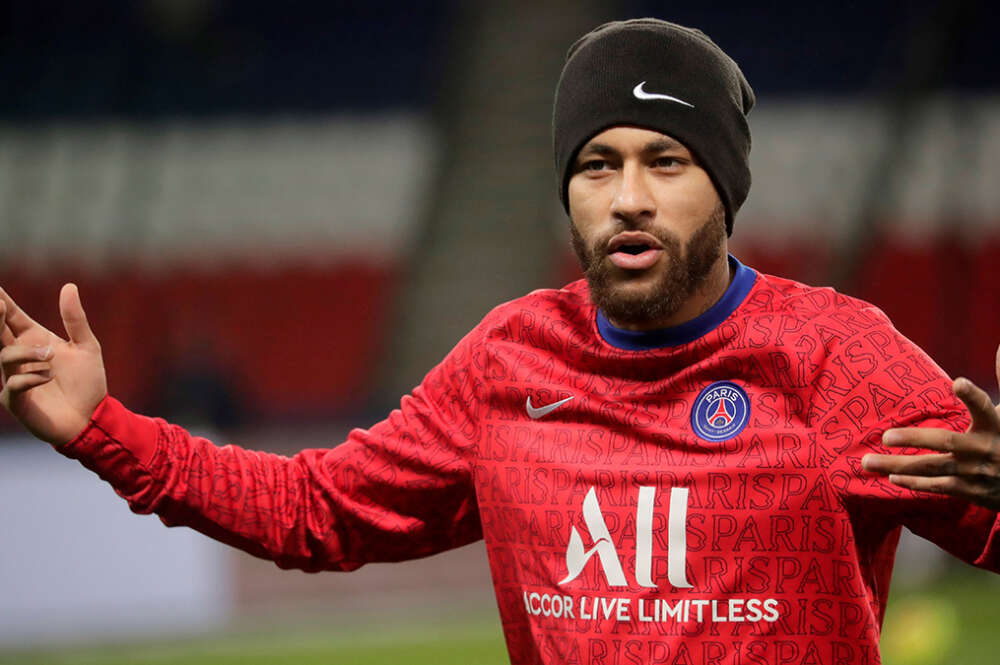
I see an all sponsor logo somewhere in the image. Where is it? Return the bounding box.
[529,485,780,625]
[559,486,690,589]
[690,380,750,441]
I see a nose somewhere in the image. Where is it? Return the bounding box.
[610,162,655,224]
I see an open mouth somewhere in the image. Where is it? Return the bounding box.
[616,243,652,255]
[607,233,664,270]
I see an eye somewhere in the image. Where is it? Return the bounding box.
[581,159,610,172]
[652,156,683,169]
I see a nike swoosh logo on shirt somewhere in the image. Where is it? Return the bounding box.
[632,82,695,108]
[526,396,574,420]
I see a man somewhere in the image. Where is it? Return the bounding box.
[2,18,1000,665]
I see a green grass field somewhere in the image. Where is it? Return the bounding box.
[880,571,1000,665]
[0,618,510,665]
[3,571,998,665]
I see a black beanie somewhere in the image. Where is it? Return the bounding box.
[553,18,755,235]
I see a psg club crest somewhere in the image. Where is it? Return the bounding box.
[690,381,750,441]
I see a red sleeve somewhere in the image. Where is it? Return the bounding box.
[56,326,486,573]
[819,315,1000,571]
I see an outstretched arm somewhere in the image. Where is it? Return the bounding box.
[862,345,1000,511]
[0,284,107,445]
[0,284,481,571]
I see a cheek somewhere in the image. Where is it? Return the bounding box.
[657,174,720,224]
[567,177,605,227]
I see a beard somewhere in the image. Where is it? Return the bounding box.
[570,203,726,327]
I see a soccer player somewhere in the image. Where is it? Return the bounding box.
[2,18,999,665]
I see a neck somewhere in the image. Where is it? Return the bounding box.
[606,252,734,331]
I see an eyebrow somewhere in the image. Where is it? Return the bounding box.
[577,136,685,159]
[577,143,616,157]
[643,137,684,153]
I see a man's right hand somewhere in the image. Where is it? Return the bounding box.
[0,284,108,445]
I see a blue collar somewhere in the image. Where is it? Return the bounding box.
[596,255,757,350]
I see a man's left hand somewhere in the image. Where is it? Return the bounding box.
[862,346,1000,511]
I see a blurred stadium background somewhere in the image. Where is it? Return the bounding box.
[2,0,999,663]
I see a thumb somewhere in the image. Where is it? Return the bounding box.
[60,283,98,347]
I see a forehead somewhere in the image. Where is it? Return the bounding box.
[578,126,690,155]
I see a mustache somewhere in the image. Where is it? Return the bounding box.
[588,225,680,261]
